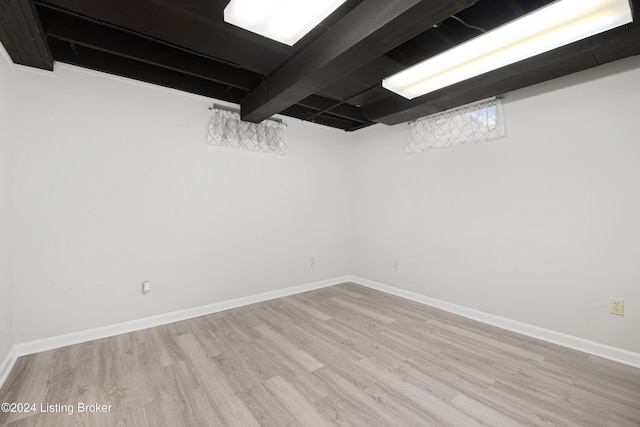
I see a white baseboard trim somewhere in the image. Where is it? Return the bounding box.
[13,276,350,359]
[5,274,637,389]
[0,345,17,390]
[349,275,640,369]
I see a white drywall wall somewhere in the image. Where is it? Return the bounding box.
[0,44,13,364]
[4,49,640,358]
[11,63,352,342]
[352,55,640,353]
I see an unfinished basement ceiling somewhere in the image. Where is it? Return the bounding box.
[1,0,639,131]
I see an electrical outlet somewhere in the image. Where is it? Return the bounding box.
[609,297,624,316]
[310,257,315,267]
[393,260,399,270]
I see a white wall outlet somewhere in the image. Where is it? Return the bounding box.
[310,257,315,267]
[393,259,399,270]
[609,297,624,316]
[142,281,151,295]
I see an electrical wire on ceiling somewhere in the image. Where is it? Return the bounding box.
[432,15,487,33]
[450,15,487,33]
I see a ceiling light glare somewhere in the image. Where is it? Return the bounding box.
[382,0,633,99]
[224,0,348,46]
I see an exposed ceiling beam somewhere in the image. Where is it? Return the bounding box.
[362,21,640,125]
[48,39,371,132]
[0,0,52,70]
[37,4,372,129]
[240,0,477,123]
[48,39,249,104]
[39,6,262,91]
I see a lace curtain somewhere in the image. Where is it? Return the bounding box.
[406,97,504,153]
[207,109,287,155]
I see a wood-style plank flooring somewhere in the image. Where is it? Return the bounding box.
[1,283,639,426]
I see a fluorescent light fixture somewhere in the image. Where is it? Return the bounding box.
[224,0,348,46]
[383,0,633,99]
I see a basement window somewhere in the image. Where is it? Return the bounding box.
[207,108,287,155]
[405,97,504,153]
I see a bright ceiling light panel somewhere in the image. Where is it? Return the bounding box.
[224,0,348,46]
[383,0,633,99]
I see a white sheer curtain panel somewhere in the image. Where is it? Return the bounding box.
[405,97,505,153]
[207,109,287,155]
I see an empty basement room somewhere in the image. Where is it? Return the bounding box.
[1,0,640,425]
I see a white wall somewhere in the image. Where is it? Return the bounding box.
[0,45,13,363]
[352,55,640,354]
[11,64,352,342]
[6,49,640,357]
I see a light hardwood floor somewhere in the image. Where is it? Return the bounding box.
[1,283,639,426]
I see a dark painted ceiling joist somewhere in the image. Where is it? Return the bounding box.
[50,39,369,131]
[0,0,52,70]
[40,6,261,91]
[48,39,249,104]
[504,0,526,15]
[298,95,370,124]
[4,0,638,132]
[40,0,290,75]
[281,105,365,131]
[240,0,477,123]
[52,43,365,131]
[38,5,373,131]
